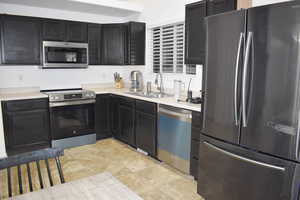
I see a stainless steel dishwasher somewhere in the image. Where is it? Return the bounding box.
[158,104,192,174]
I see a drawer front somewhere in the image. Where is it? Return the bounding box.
[191,139,200,159]
[4,98,48,112]
[190,157,199,179]
[192,127,201,141]
[192,111,203,129]
[135,100,156,115]
[119,96,135,107]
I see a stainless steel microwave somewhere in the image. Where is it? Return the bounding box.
[42,41,88,69]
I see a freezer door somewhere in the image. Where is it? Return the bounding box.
[198,135,300,200]
[241,1,300,162]
[203,10,246,144]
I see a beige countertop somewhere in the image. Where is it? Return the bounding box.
[0,85,201,112]
[82,85,201,112]
[0,87,48,101]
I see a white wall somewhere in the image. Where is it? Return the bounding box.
[252,0,290,6]
[128,0,292,92]
[127,0,203,93]
[0,2,145,90]
[0,0,293,91]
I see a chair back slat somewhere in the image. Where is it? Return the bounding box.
[55,157,65,184]
[7,168,12,198]
[36,160,44,189]
[17,165,23,194]
[0,148,64,170]
[45,159,53,186]
[0,148,65,199]
[26,163,33,192]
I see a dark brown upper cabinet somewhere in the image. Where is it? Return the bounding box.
[0,14,145,66]
[88,23,102,65]
[0,15,41,65]
[42,19,66,41]
[101,24,127,65]
[207,0,237,16]
[185,0,236,65]
[185,1,207,64]
[42,19,87,43]
[66,21,88,43]
[126,22,146,65]
[101,22,146,66]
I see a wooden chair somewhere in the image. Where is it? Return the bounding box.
[0,148,65,198]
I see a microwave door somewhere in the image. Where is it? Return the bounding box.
[42,41,88,68]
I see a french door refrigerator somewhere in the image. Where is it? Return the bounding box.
[199,1,300,200]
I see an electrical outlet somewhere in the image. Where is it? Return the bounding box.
[18,75,23,81]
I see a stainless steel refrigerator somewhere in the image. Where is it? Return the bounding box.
[199,1,300,200]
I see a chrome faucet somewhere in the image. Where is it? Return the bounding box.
[155,72,164,94]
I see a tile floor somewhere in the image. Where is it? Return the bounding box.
[0,138,204,200]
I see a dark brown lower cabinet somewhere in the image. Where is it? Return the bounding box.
[190,111,203,179]
[95,94,111,140]
[2,98,50,155]
[109,96,157,154]
[135,100,157,157]
[119,97,135,147]
[110,95,121,139]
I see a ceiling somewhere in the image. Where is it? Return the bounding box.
[0,0,143,17]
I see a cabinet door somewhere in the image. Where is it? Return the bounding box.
[42,19,66,41]
[110,95,120,139]
[185,1,207,64]
[135,111,156,156]
[119,104,135,147]
[66,21,87,43]
[88,24,101,65]
[127,22,145,65]
[101,24,126,65]
[3,109,50,155]
[1,15,41,64]
[207,0,237,16]
[95,94,111,140]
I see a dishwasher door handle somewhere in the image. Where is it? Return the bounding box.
[158,107,192,122]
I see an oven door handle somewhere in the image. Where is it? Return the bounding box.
[49,99,95,107]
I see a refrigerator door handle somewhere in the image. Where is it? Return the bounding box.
[296,123,300,160]
[234,33,244,126]
[204,141,286,171]
[242,32,253,127]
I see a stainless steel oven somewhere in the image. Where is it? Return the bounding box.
[42,41,88,68]
[43,89,96,149]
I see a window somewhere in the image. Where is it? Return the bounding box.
[186,64,196,75]
[151,22,184,73]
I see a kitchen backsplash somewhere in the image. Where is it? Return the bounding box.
[0,65,145,90]
[0,65,202,92]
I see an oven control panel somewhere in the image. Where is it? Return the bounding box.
[44,89,95,102]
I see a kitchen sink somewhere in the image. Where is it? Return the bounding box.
[125,91,173,99]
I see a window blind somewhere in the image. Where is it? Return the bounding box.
[186,64,196,75]
[152,22,184,73]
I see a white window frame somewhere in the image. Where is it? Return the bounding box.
[151,22,185,74]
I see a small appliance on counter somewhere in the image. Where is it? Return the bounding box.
[42,88,96,149]
[113,73,124,89]
[130,71,143,92]
[173,80,185,101]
